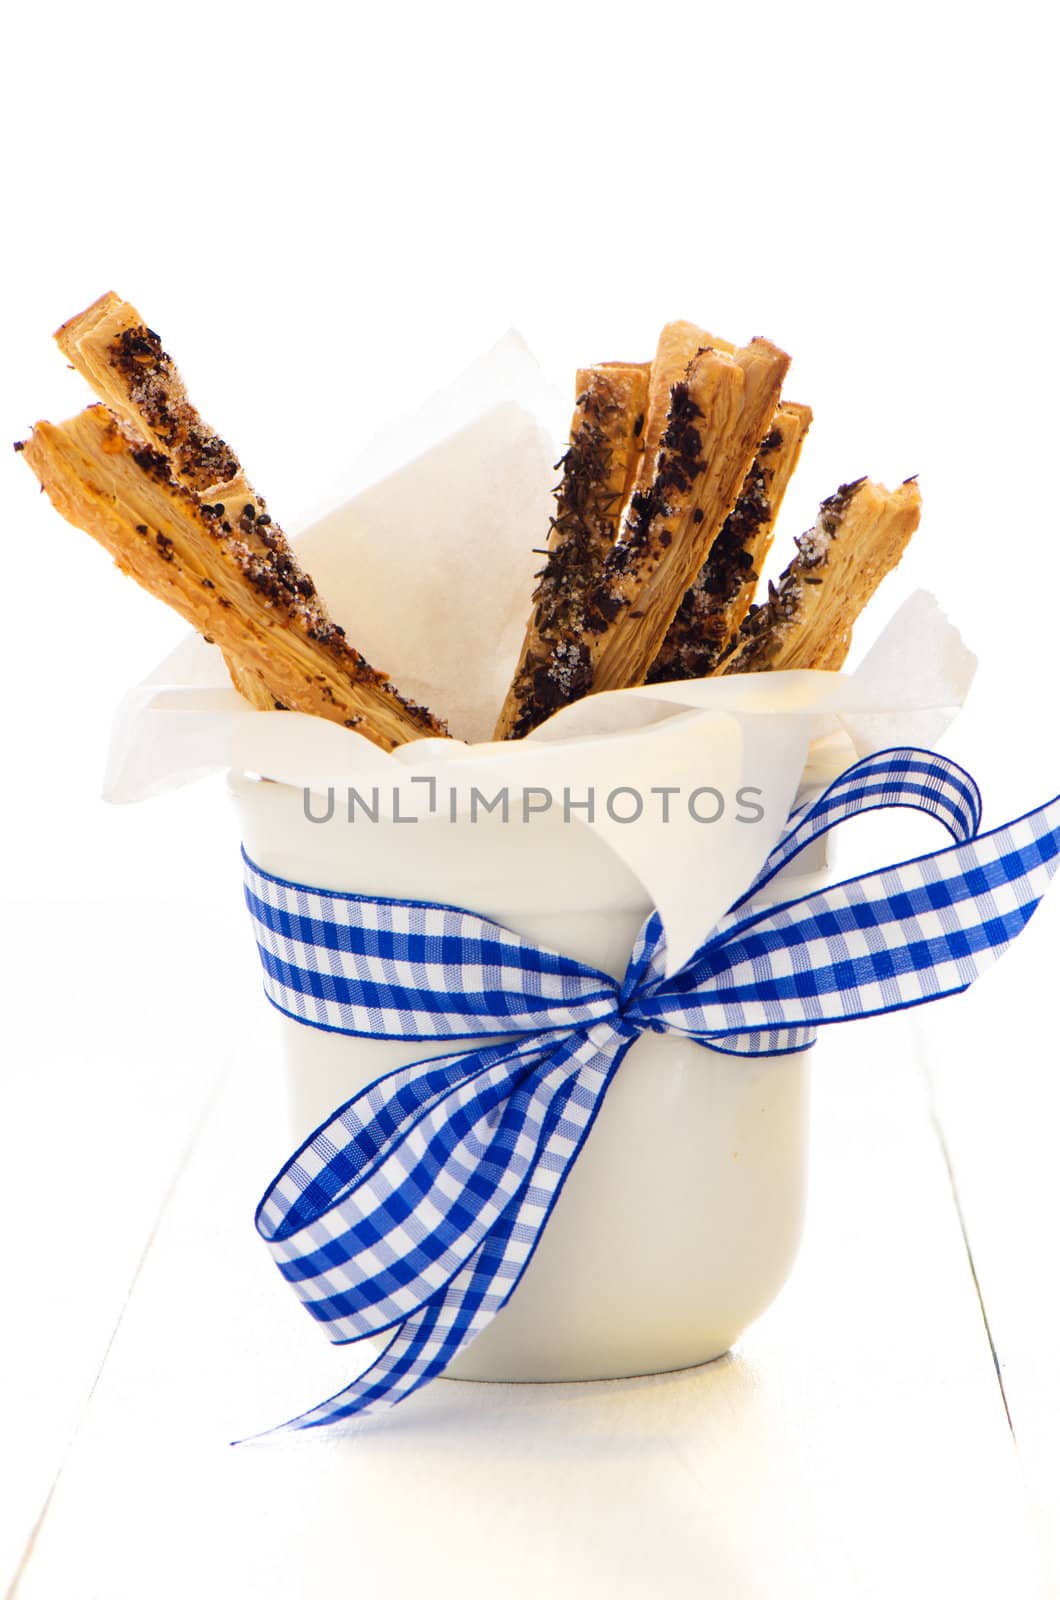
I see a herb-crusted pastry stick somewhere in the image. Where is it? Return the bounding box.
[54,292,306,710]
[55,293,265,514]
[646,400,812,683]
[720,476,922,674]
[494,362,649,739]
[586,337,791,693]
[20,406,448,748]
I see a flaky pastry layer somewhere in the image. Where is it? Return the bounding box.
[21,406,446,748]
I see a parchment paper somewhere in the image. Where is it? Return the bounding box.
[105,336,977,974]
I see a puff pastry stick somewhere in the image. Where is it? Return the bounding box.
[55,292,301,709]
[585,337,791,693]
[720,476,922,674]
[646,401,812,683]
[494,362,649,739]
[20,406,447,748]
[55,293,261,512]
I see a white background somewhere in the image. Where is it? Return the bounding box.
[2,3,1059,1596]
[4,0,1059,851]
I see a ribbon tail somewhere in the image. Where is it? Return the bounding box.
[254,1020,635,1434]
[257,1033,578,1342]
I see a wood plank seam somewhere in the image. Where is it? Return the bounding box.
[4,1064,231,1600]
[921,1056,1015,1436]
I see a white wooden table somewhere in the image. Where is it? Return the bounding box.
[3,857,1058,1600]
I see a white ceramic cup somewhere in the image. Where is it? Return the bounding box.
[229,771,827,1383]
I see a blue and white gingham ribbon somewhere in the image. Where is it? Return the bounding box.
[242,748,1059,1432]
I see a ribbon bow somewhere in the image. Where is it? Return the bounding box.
[242,749,1060,1431]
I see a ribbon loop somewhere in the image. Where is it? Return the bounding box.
[657,787,1060,1048]
[736,746,983,909]
[242,749,1060,1432]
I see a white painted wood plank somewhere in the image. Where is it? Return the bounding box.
[0,893,254,1597]
[12,1011,1047,1599]
[918,876,1060,1596]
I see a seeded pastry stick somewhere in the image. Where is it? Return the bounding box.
[54,292,309,709]
[494,323,723,738]
[585,337,790,693]
[20,407,448,748]
[494,362,650,739]
[646,400,813,683]
[55,292,267,514]
[720,476,922,674]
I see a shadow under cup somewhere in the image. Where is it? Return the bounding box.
[229,770,828,1384]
